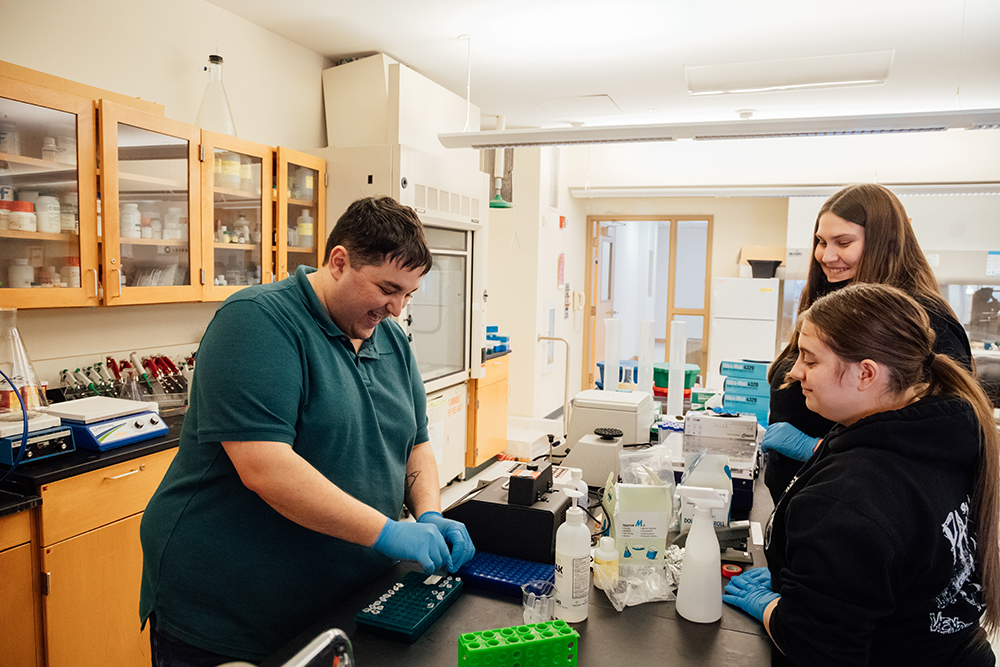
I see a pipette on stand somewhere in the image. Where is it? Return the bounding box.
[73,368,99,396]
[129,352,155,394]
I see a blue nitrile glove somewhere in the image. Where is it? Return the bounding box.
[722,568,780,623]
[760,422,819,462]
[418,511,476,571]
[372,519,452,574]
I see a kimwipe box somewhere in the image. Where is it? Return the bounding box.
[603,482,671,565]
[719,360,770,381]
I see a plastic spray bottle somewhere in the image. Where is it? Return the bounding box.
[554,489,589,622]
[675,486,726,623]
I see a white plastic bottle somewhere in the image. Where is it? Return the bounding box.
[675,486,725,623]
[567,467,589,509]
[554,489,590,622]
[593,536,619,591]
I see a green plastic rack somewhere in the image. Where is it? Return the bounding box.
[458,620,580,667]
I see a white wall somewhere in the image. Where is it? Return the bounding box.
[787,194,1000,283]
[2,0,332,387]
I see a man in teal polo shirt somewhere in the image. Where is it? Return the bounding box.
[139,196,475,666]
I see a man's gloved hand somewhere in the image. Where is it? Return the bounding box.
[418,511,476,571]
[760,422,819,462]
[722,568,780,623]
[372,519,452,574]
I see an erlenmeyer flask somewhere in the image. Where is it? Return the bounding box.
[195,54,237,137]
[119,368,146,402]
[0,308,49,421]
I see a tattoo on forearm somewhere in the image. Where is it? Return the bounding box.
[405,470,420,501]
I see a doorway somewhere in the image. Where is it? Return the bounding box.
[583,216,713,391]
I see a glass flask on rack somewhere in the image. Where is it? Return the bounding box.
[0,308,49,421]
[195,54,237,137]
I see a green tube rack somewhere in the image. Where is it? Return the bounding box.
[458,620,580,667]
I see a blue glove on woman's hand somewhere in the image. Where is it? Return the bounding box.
[372,519,451,574]
[418,511,476,571]
[722,568,780,623]
[760,422,819,462]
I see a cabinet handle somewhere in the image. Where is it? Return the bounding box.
[106,463,145,480]
[111,268,122,297]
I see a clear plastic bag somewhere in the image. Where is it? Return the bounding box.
[618,444,680,530]
[598,545,685,612]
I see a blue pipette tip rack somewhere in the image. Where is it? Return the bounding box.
[457,552,555,597]
[354,571,463,643]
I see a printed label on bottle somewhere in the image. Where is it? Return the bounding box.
[555,551,590,611]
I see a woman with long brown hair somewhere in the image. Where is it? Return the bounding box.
[724,283,999,665]
[762,183,972,503]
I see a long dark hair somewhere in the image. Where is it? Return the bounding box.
[804,283,1000,634]
[769,183,956,383]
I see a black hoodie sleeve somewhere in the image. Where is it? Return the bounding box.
[769,489,899,666]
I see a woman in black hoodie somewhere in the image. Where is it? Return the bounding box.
[763,183,972,503]
[723,283,999,666]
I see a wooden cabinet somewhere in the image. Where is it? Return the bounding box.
[274,147,326,280]
[201,132,275,299]
[36,448,176,667]
[0,77,99,307]
[99,100,203,305]
[0,511,40,667]
[466,354,510,468]
[1,61,328,307]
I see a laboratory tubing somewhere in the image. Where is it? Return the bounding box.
[35,195,62,234]
[675,486,726,623]
[8,259,33,288]
[593,536,619,591]
[120,203,141,238]
[554,489,589,622]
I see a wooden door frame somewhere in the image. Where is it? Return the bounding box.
[583,215,714,392]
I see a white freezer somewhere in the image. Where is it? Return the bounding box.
[707,278,780,388]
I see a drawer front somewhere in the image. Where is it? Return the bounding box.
[481,354,509,387]
[0,510,32,551]
[39,448,177,546]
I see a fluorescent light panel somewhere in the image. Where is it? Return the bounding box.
[568,183,1000,199]
[438,108,1000,149]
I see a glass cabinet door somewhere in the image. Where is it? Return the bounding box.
[0,79,98,307]
[99,100,201,305]
[275,147,325,280]
[201,132,273,300]
[408,226,472,385]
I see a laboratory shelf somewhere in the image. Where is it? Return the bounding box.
[0,229,78,243]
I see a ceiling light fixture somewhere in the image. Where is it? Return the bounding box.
[438,108,1000,149]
